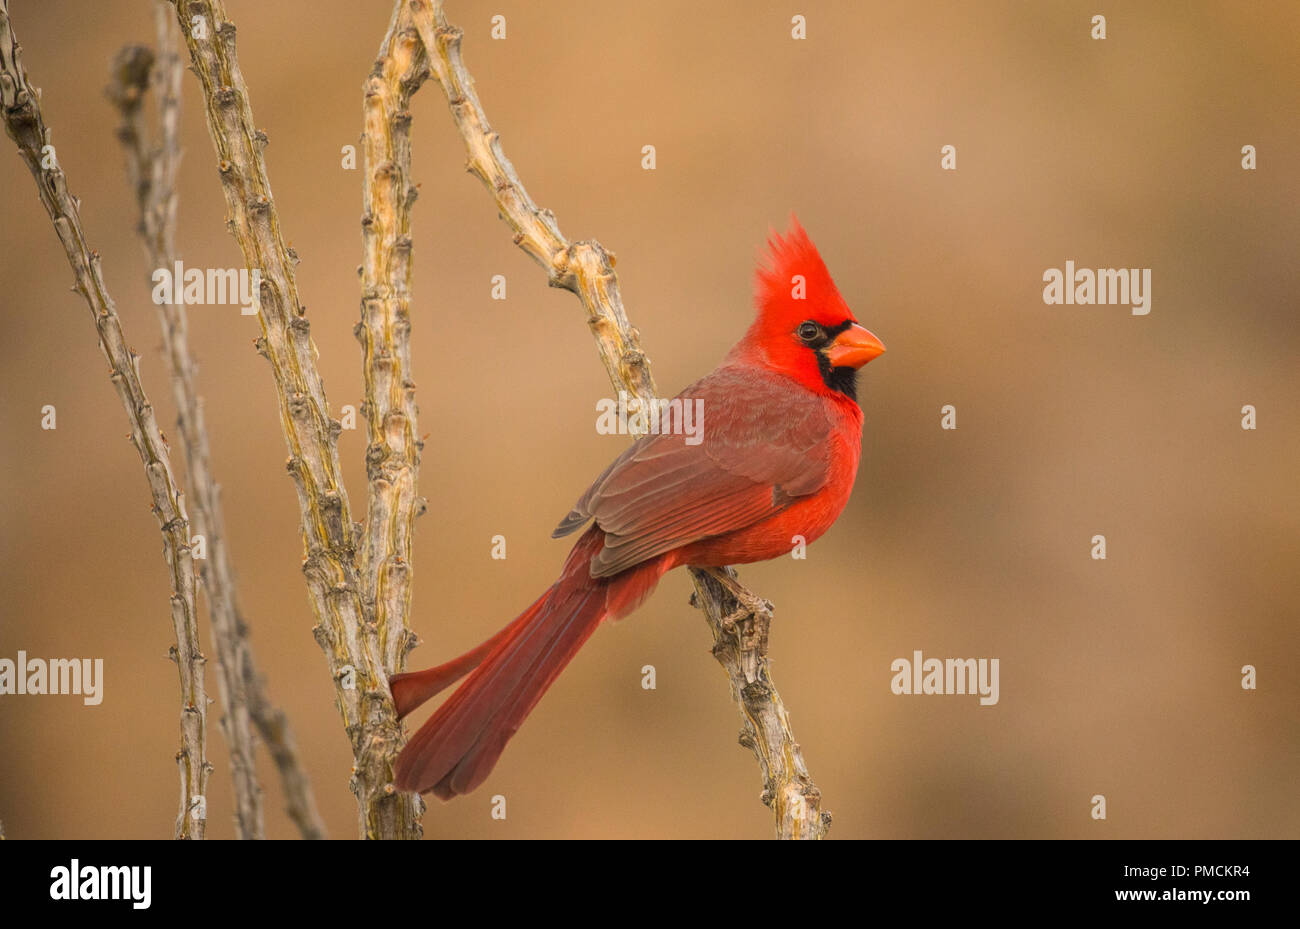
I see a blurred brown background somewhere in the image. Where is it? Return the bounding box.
[1,0,1297,840]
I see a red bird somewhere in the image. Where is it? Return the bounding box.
[391,218,885,799]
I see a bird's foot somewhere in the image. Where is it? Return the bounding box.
[703,567,773,629]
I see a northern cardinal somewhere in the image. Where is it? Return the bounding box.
[391,218,885,799]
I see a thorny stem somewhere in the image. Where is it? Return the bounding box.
[357,4,428,693]
[109,1,327,841]
[169,0,419,838]
[1,0,211,840]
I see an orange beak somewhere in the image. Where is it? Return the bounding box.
[825,323,886,369]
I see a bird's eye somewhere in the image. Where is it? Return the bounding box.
[797,321,821,343]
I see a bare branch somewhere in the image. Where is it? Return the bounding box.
[695,568,829,839]
[408,0,829,838]
[357,5,428,679]
[108,2,327,841]
[248,702,326,839]
[1,0,210,840]
[407,2,655,404]
[108,13,268,842]
[168,0,418,838]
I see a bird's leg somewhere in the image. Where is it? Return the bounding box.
[702,567,774,629]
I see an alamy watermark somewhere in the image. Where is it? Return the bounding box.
[50,859,150,909]
[1043,261,1151,316]
[596,391,704,445]
[890,650,999,706]
[151,261,262,315]
[0,651,103,705]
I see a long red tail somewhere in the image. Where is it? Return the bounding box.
[392,525,664,800]
[388,593,544,719]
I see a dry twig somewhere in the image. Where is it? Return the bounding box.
[169,0,419,838]
[357,4,428,688]
[408,0,829,838]
[1,0,210,840]
[108,1,326,841]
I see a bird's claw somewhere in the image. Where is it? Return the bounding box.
[703,567,773,629]
[720,595,773,632]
